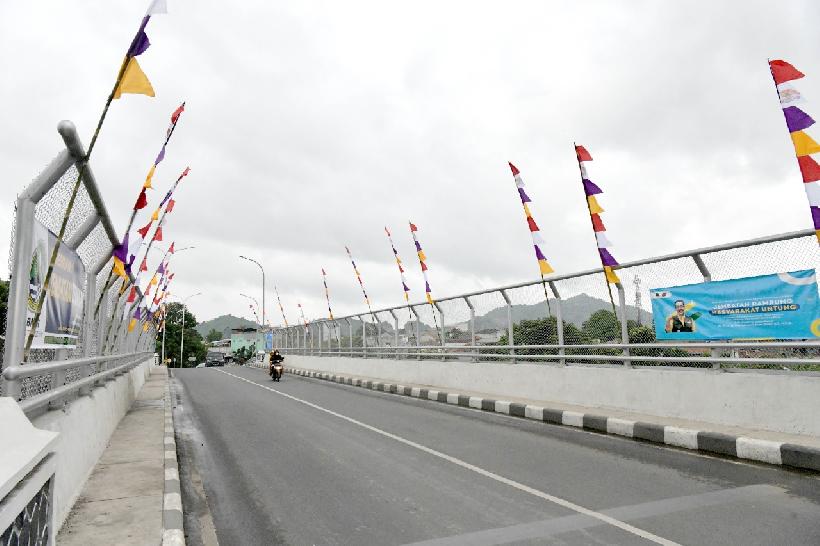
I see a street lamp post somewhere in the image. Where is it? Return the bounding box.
[157,246,195,366]
[239,256,266,327]
[179,292,202,368]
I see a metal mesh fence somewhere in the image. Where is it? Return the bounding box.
[277,233,820,372]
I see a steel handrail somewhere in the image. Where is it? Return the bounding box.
[2,352,152,380]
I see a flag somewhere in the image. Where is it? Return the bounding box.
[134,188,148,210]
[507,163,554,277]
[113,57,155,99]
[385,226,411,302]
[166,199,175,213]
[574,145,620,283]
[152,226,163,241]
[769,59,820,242]
[274,286,289,327]
[409,221,434,304]
[345,246,374,312]
[168,242,175,253]
[321,269,334,320]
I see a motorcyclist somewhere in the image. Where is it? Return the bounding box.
[269,350,284,381]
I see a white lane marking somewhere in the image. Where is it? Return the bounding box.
[217,369,680,546]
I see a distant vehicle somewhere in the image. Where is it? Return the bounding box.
[195,363,205,368]
[205,351,225,367]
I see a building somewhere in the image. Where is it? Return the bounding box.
[230,327,266,357]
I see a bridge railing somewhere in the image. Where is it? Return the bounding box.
[1,121,157,399]
[271,228,820,373]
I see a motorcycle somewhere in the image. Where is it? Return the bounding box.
[270,356,284,382]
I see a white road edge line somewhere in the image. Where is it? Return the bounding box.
[217,369,680,546]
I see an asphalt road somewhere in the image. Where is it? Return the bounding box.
[172,366,820,545]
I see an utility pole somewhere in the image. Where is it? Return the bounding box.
[633,276,642,325]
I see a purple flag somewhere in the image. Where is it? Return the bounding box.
[425,281,431,292]
[154,145,166,165]
[160,189,173,206]
[112,232,130,262]
[127,16,151,57]
[402,282,410,292]
[812,206,820,229]
[599,248,619,267]
[783,106,815,133]
[134,307,142,320]
[158,262,165,274]
[534,244,546,261]
[415,241,422,252]
[582,179,603,196]
[517,187,531,203]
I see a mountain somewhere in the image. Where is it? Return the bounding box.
[194,314,260,339]
[471,293,651,331]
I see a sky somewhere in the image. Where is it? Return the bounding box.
[1,0,819,327]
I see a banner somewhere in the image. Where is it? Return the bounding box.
[26,220,86,348]
[650,270,820,340]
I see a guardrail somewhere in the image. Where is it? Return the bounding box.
[271,227,820,373]
[2,351,153,416]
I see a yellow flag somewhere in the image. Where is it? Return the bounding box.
[149,275,158,286]
[128,318,137,332]
[604,266,620,284]
[114,57,156,99]
[143,322,150,332]
[791,131,820,157]
[151,208,159,221]
[587,195,604,215]
[538,259,554,275]
[522,203,532,218]
[112,256,127,278]
[426,293,434,304]
[417,251,426,262]
[144,165,156,189]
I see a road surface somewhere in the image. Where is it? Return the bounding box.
[172,365,820,545]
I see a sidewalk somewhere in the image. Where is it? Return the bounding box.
[286,366,820,472]
[57,367,170,545]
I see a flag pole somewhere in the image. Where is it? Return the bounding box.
[574,142,618,318]
[22,54,137,361]
[93,103,185,318]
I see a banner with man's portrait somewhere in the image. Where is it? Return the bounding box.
[650,270,820,340]
[24,220,86,348]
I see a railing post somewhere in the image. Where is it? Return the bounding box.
[410,305,421,360]
[692,253,720,369]
[388,309,399,359]
[346,318,353,357]
[2,198,36,372]
[434,302,446,361]
[500,289,515,363]
[615,283,630,367]
[375,314,382,359]
[464,296,475,362]
[356,315,364,358]
[549,281,565,366]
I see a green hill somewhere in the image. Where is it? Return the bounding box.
[194,314,260,340]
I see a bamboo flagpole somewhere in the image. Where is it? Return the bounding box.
[23,0,168,361]
[573,144,620,317]
[408,221,443,345]
[95,101,186,318]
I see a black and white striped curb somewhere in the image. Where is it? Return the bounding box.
[162,371,185,546]
[285,367,820,474]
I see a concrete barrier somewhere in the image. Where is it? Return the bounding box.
[29,357,155,531]
[284,355,820,437]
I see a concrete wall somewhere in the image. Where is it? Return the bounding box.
[286,355,820,437]
[31,358,154,531]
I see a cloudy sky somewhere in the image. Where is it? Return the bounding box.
[1,0,818,326]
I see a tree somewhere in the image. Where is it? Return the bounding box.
[206,328,222,343]
[495,316,592,357]
[157,302,206,367]
[582,309,621,342]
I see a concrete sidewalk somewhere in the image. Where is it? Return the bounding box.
[57,367,168,545]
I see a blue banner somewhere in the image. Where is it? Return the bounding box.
[650,270,820,340]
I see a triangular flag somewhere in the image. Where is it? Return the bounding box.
[137,221,152,239]
[526,216,539,232]
[538,259,554,275]
[112,256,128,278]
[155,146,166,165]
[805,182,820,206]
[791,131,820,157]
[146,0,168,15]
[770,59,805,85]
[171,102,185,124]
[783,106,815,133]
[575,145,593,162]
[409,222,418,232]
[165,199,175,213]
[798,155,820,183]
[587,195,604,215]
[591,214,606,232]
[127,286,137,303]
[140,258,148,272]
[134,188,148,210]
[113,57,155,99]
[508,162,520,176]
[168,242,175,254]
[128,318,137,332]
[417,250,427,262]
[153,226,163,241]
[126,17,151,57]
[151,208,159,221]
[582,179,603,196]
[604,266,620,284]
